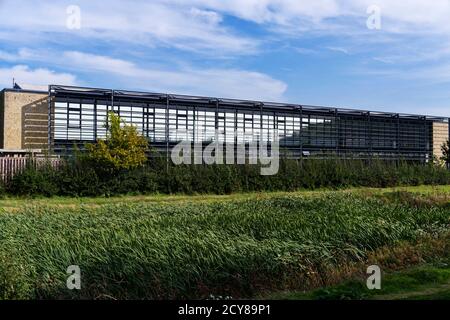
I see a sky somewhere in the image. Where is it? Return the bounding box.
[1,0,450,116]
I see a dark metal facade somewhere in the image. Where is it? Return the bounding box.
[48,85,449,161]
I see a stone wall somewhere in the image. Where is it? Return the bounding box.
[1,91,48,150]
[433,121,449,162]
[0,91,4,149]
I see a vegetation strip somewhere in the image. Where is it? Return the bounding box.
[2,185,450,210]
[268,258,450,300]
[0,190,448,299]
[4,157,450,198]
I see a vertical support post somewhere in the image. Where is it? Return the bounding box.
[144,103,149,138]
[111,90,115,113]
[165,95,169,172]
[396,113,400,164]
[299,106,303,160]
[152,105,156,142]
[193,105,196,146]
[66,100,69,147]
[175,107,179,141]
[368,112,372,161]
[448,118,450,169]
[260,103,263,160]
[215,99,219,143]
[107,89,114,132]
[335,108,339,159]
[78,100,82,142]
[234,108,238,162]
[423,116,428,164]
[273,111,277,160]
[215,99,219,162]
[93,99,98,141]
[47,85,52,154]
[251,107,255,150]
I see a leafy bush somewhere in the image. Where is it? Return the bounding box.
[57,163,102,197]
[0,181,6,198]
[441,140,450,168]
[8,164,59,197]
[86,112,148,172]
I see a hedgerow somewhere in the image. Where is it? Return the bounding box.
[6,157,450,197]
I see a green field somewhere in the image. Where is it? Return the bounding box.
[2,184,450,210]
[0,186,449,300]
[268,259,450,300]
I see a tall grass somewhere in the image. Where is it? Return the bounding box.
[0,193,448,299]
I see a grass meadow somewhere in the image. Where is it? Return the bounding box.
[0,186,449,300]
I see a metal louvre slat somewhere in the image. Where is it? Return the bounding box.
[48,85,448,162]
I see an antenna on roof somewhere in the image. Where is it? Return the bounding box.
[12,79,22,90]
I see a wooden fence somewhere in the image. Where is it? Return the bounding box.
[0,157,63,183]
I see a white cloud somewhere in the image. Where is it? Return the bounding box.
[325,46,350,54]
[3,1,450,62]
[183,0,450,35]
[0,49,287,101]
[5,0,450,64]
[0,65,78,89]
[62,51,287,100]
[0,48,39,62]
[63,51,136,75]
[3,1,450,45]
[0,51,17,62]
[169,0,343,25]
[2,1,450,108]
[0,0,257,55]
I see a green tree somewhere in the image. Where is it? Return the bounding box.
[86,112,148,171]
[441,140,450,168]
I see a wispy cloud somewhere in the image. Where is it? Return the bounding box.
[325,46,350,54]
[63,51,288,101]
[184,0,450,36]
[0,0,258,55]
[0,65,77,89]
[2,1,450,115]
[2,49,287,100]
[4,1,450,62]
[294,47,320,55]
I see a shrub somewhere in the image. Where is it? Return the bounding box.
[0,181,6,198]
[441,140,450,167]
[107,169,159,196]
[5,157,450,197]
[57,163,102,197]
[86,112,148,172]
[8,164,59,197]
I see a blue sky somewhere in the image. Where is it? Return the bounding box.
[1,0,450,116]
